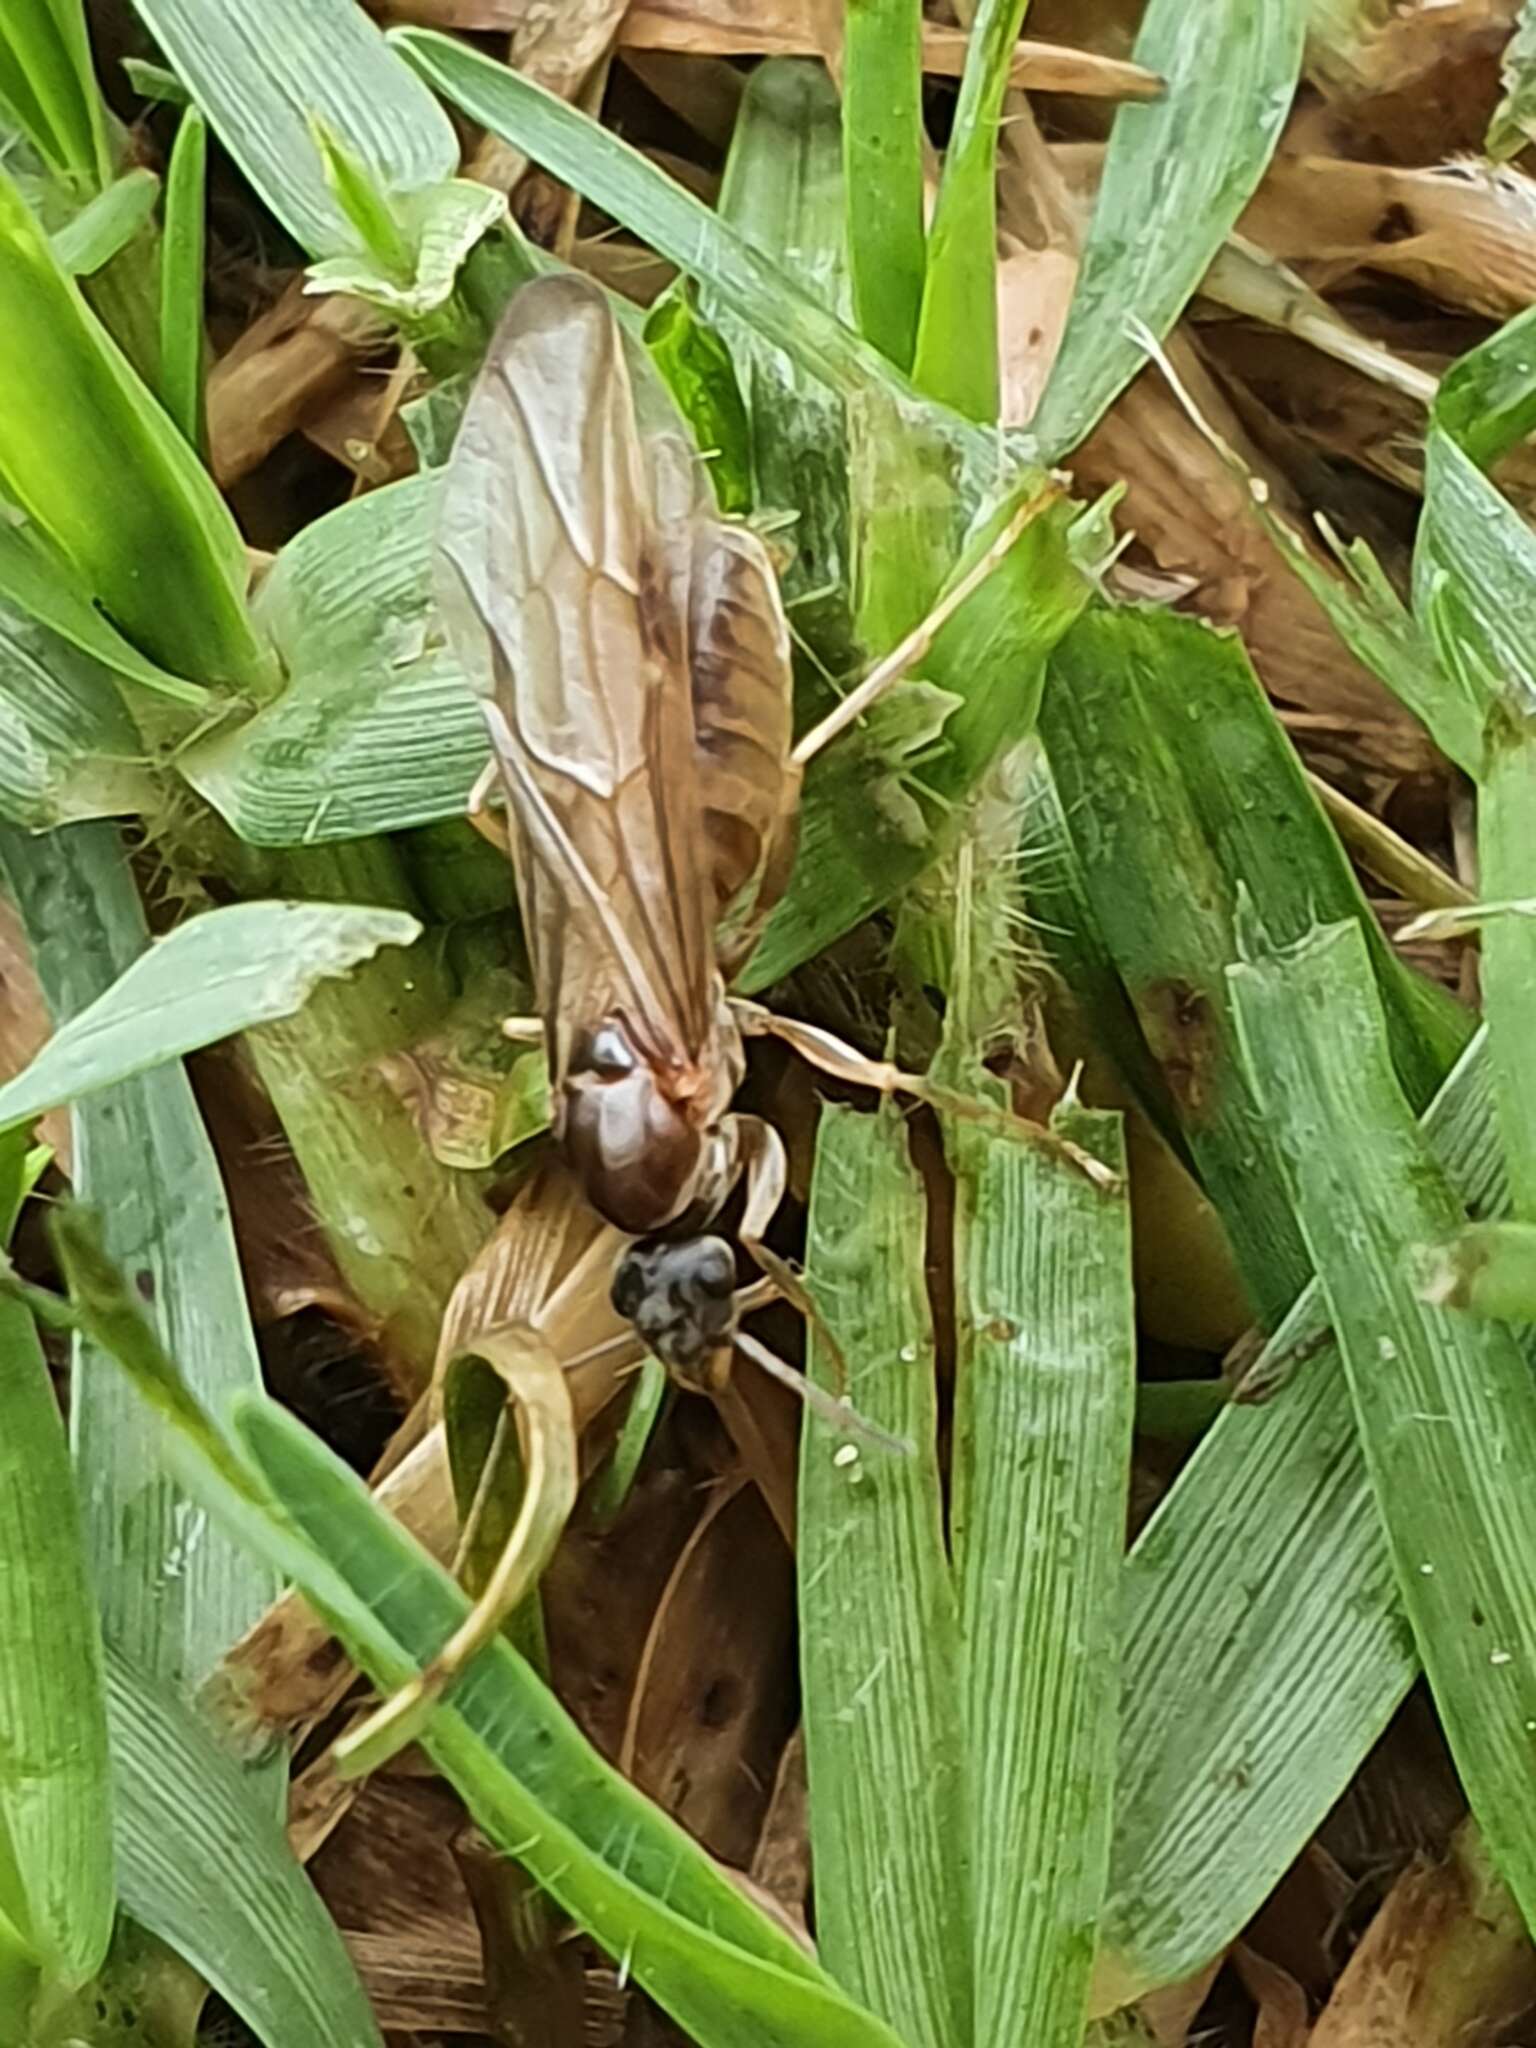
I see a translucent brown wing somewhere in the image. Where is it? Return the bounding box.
[686,521,801,978]
[434,274,721,1087]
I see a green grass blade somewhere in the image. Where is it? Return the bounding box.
[1488,1,1536,158]
[1100,1023,1511,2002]
[949,1104,1133,2045]
[158,106,207,455]
[746,479,1088,991]
[1029,0,1304,459]
[0,165,266,693]
[0,888,420,1136]
[1481,720,1536,1219]
[1414,303,1536,1219]
[1424,1220,1536,1322]
[44,1220,905,2048]
[50,168,159,276]
[0,515,204,706]
[800,1104,970,2048]
[1,825,289,1694]
[180,474,485,845]
[0,0,113,185]
[130,0,457,258]
[394,28,951,434]
[588,1356,668,1526]
[0,1278,114,1985]
[0,598,157,829]
[1041,606,1468,1324]
[710,59,856,660]
[240,1399,905,2048]
[1231,919,1536,1933]
[844,0,925,371]
[107,1645,382,2047]
[911,0,1031,418]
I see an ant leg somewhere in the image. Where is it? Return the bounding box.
[728,1115,855,1396]
[466,758,511,857]
[729,1004,1120,1192]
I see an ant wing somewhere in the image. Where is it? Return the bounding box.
[435,274,722,1085]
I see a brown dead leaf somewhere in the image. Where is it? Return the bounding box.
[749,1725,810,1926]
[1065,335,1438,781]
[1130,1952,1227,2042]
[1233,1943,1310,2048]
[0,894,68,1172]
[613,1,1159,98]
[620,1479,795,1866]
[1308,1824,1536,2047]
[207,281,387,488]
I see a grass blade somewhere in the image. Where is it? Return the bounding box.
[130,0,457,258]
[1099,1022,1513,2003]
[844,0,925,371]
[1489,0,1536,158]
[107,1645,382,2047]
[0,597,156,829]
[1029,0,1304,459]
[710,59,856,661]
[1231,918,1536,1933]
[50,168,160,276]
[1415,302,1536,1219]
[1041,606,1468,1323]
[0,1270,114,1985]
[800,1104,970,2048]
[394,28,950,432]
[158,105,207,455]
[0,0,113,185]
[1,825,289,1694]
[911,0,1032,418]
[949,1104,1133,2045]
[0,513,202,705]
[0,164,265,693]
[0,892,420,1136]
[45,1213,906,2048]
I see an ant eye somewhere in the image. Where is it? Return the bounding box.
[692,1239,736,1300]
[576,1022,635,1079]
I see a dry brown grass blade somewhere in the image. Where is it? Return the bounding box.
[207,282,387,489]
[1232,1945,1310,2048]
[1064,335,1438,781]
[1306,1823,1536,2047]
[0,892,70,1170]
[1050,144,1536,319]
[573,0,1162,98]
[618,1479,794,1865]
[210,1162,640,1747]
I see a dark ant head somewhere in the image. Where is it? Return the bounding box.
[611,1235,737,1386]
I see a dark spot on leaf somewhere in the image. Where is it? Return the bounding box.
[1139,978,1220,1119]
[135,1268,155,1301]
[1471,1605,1486,1628]
[699,1674,741,1729]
